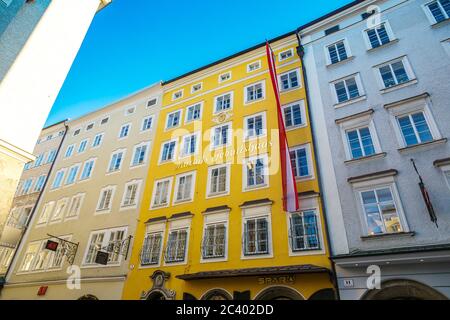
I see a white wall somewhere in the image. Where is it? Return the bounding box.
[0,0,101,153]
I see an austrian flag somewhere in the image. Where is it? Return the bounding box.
[265,42,299,213]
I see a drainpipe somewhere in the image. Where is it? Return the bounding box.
[1,120,69,288]
[294,29,341,300]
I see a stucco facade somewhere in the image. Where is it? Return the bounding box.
[0,84,162,300]
[300,0,450,299]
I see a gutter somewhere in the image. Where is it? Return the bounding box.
[294,30,341,300]
[1,121,69,287]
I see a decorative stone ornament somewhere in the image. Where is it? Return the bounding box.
[140,270,176,300]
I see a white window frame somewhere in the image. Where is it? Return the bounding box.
[385,96,441,148]
[324,38,352,65]
[159,139,178,164]
[286,207,324,256]
[363,20,396,50]
[246,60,261,73]
[191,82,203,93]
[180,132,200,157]
[140,223,165,267]
[80,158,96,181]
[86,122,95,131]
[120,179,142,210]
[130,141,150,167]
[352,176,409,236]
[124,105,136,116]
[278,48,294,62]
[118,123,132,139]
[172,89,184,101]
[373,56,416,91]
[92,133,104,148]
[82,227,128,267]
[150,177,173,209]
[440,165,450,193]
[163,218,191,266]
[147,97,159,108]
[422,0,450,24]
[65,163,81,185]
[33,174,47,192]
[337,112,382,161]
[36,201,55,226]
[107,149,126,173]
[95,185,116,214]
[64,144,75,158]
[206,163,231,198]
[173,170,196,205]
[330,73,365,107]
[218,71,232,83]
[213,91,234,114]
[165,109,183,130]
[77,139,89,153]
[241,204,273,259]
[244,111,267,140]
[185,101,203,123]
[65,193,85,221]
[141,115,154,132]
[290,144,315,181]
[51,168,67,189]
[244,80,266,105]
[210,122,232,150]
[282,100,307,130]
[242,154,270,191]
[50,197,69,223]
[278,68,302,92]
[200,210,229,263]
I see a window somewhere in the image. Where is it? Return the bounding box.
[65,145,74,158]
[332,74,363,104]
[46,150,57,163]
[244,82,265,103]
[324,25,340,35]
[346,127,376,159]
[244,112,266,139]
[365,22,394,49]
[7,207,32,229]
[141,116,153,131]
[125,106,135,116]
[214,92,233,113]
[0,247,14,270]
[191,83,202,93]
[151,178,172,208]
[65,164,80,185]
[360,187,404,235]
[243,217,269,255]
[211,123,231,148]
[119,124,131,138]
[172,90,183,100]
[219,72,231,82]
[66,194,84,219]
[166,110,182,129]
[24,162,32,170]
[326,40,349,64]
[80,159,95,180]
[283,101,305,129]
[21,179,33,195]
[96,186,115,212]
[19,242,40,272]
[34,154,44,167]
[243,155,269,189]
[140,232,163,265]
[108,149,125,172]
[86,123,94,131]
[397,112,433,146]
[279,48,294,61]
[101,117,109,125]
[160,140,177,162]
[73,129,81,136]
[425,0,450,24]
[1,0,13,7]
[174,171,195,203]
[185,102,202,122]
[33,175,47,192]
[181,133,199,157]
[289,210,320,251]
[376,57,415,89]
[147,98,158,108]
[83,228,127,265]
[247,61,261,72]
[290,144,313,179]
[52,169,66,189]
[78,139,88,153]
[202,223,226,259]
[51,198,68,222]
[207,164,230,196]
[121,180,141,207]
[37,201,55,225]
[92,133,103,147]
[165,229,188,263]
[131,142,149,166]
[279,70,300,91]
[444,170,450,192]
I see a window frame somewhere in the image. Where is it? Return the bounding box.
[51,168,67,189]
[218,71,232,83]
[163,222,191,266]
[324,38,352,65]
[172,89,184,101]
[362,20,396,50]
[241,205,273,259]
[206,163,231,198]
[330,73,365,107]
[120,179,142,210]
[246,60,261,73]
[65,193,85,221]
[180,132,200,158]
[92,133,104,148]
[107,149,126,173]
[80,158,96,181]
[244,80,266,105]
[200,212,229,263]
[422,0,450,24]
[213,91,234,114]
[278,68,302,92]
[289,144,315,180]
[82,227,128,267]
[242,154,270,191]
[65,163,81,186]
[150,177,173,209]
[130,141,150,167]
[185,101,203,123]
[118,123,132,139]
[210,122,232,150]
[244,111,267,140]
[373,56,416,91]
[173,170,196,205]
[95,185,116,214]
[141,115,154,132]
[165,109,183,130]
[140,227,165,267]
[278,48,294,62]
[191,82,203,93]
[159,139,178,164]
[282,100,307,130]
[287,208,323,255]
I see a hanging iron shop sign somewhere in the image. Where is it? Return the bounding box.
[45,240,59,252]
[95,251,109,265]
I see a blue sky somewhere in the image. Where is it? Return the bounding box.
[45,0,353,126]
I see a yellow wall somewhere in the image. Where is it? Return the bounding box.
[123,35,333,300]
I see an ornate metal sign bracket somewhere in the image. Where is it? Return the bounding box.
[46,234,79,265]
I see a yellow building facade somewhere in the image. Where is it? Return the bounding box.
[122,33,335,300]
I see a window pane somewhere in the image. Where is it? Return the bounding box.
[411,112,433,143]
[428,2,446,22]
[359,127,375,156]
[380,65,396,87]
[335,81,348,102]
[347,130,363,159]
[398,115,419,146]
[391,61,409,84]
[345,78,360,99]
[336,42,348,60]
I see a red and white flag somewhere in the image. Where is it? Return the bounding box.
[265,42,299,213]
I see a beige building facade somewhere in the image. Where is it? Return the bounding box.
[0,83,162,300]
[0,121,67,276]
